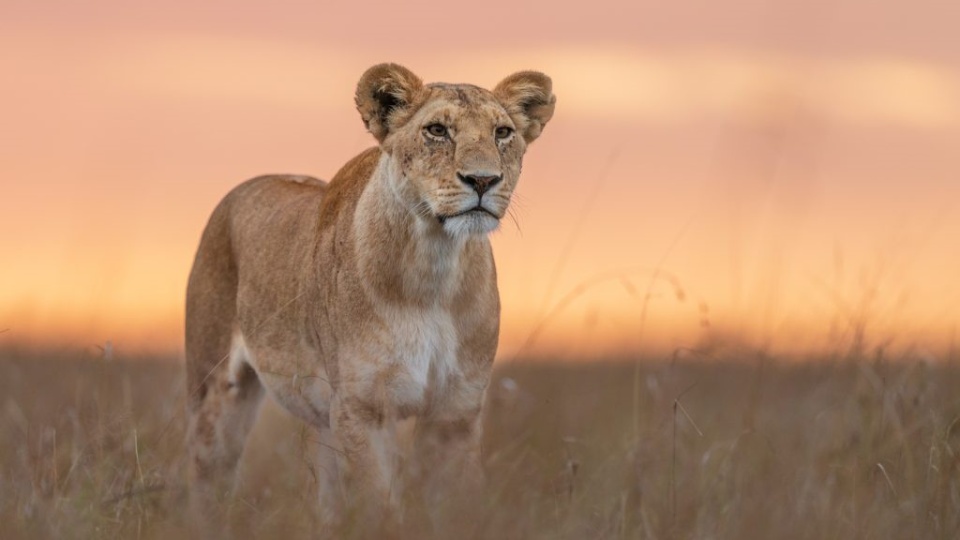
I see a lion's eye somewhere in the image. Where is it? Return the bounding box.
[495,126,514,140]
[425,124,448,138]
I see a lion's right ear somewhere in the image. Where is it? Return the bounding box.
[494,71,556,144]
[355,63,425,143]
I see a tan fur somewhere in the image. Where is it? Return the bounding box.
[184,63,555,522]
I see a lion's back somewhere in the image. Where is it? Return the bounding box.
[226,173,329,304]
[186,174,328,379]
[224,173,328,246]
[188,174,329,343]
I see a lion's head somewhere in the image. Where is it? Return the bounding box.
[355,63,555,237]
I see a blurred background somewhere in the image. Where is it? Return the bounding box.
[2,0,958,360]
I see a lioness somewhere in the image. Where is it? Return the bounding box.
[184,63,555,520]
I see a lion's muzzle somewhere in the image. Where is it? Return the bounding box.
[456,172,503,196]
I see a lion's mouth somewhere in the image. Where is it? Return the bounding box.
[436,206,499,225]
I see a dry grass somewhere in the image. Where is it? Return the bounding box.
[2,346,959,539]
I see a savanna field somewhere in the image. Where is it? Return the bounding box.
[2,346,959,539]
[5,0,960,538]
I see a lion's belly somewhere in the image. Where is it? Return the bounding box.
[236,332,334,428]
[259,369,334,428]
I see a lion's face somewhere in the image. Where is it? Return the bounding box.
[355,64,555,237]
[385,85,526,236]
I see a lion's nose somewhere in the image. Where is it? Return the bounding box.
[457,172,503,196]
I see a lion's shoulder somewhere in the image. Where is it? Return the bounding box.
[317,147,382,231]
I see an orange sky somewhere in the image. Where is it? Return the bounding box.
[2,1,959,359]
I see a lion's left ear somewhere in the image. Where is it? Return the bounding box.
[494,71,556,144]
[355,63,425,143]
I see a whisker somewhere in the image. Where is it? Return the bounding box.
[507,206,523,235]
[412,200,434,219]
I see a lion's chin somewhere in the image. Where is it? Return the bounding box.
[441,210,501,237]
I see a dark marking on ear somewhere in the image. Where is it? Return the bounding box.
[355,63,425,143]
[493,71,556,143]
[374,89,402,132]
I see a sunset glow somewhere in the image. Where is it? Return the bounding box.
[2,0,958,359]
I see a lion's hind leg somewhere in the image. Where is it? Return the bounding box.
[186,334,265,517]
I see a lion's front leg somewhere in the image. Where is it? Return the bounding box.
[329,395,404,522]
[413,412,485,514]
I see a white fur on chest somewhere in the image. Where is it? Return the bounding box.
[380,304,460,409]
